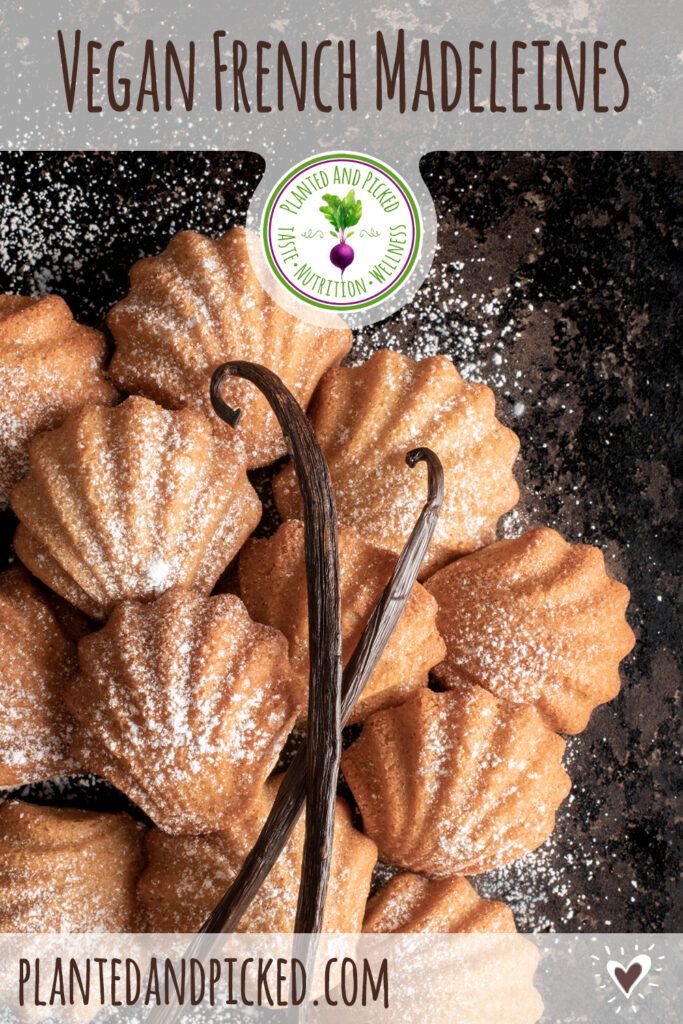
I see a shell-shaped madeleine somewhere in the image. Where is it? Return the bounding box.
[0,568,79,788]
[107,227,352,468]
[342,686,571,876]
[10,396,261,619]
[0,295,116,508]
[363,874,517,933]
[65,590,301,834]
[240,520,446,722]
[273,349,520,577]
[139,776,378,932]
[426,528,636,734]
[0,801,144,931]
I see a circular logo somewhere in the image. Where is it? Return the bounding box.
[262,152,422,312]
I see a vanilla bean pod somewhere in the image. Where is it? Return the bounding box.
[199,445,444,935]
[212,361,343,940]
[144,444,444,1024]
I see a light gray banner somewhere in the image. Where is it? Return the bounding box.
[1,1,682,153]
[0,934,681,1022]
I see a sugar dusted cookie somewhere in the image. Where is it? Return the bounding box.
[11,396,261,619]
[274,349,520,577]
[0,568,78,788]
[0,801,143,932]
[342,686,571,876]
[426,528,635,733]
[0,294,115,508]
[66,590,301,834]
[363,873,517,933]
[108,227,351,468]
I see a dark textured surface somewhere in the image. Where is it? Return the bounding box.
[0,151,680,933]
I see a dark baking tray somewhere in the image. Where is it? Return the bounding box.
[0,151,680,932]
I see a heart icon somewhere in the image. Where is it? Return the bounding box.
[606,955,652,998]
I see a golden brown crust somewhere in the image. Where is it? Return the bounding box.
[342,686,571,876]
[363,873,517,933]
[107,227,352,468]
[239,520,446,722]
[0,294,116,508]
[0,568,79,788]
[65,590,301,835]
[0,801,144,932]
[138,776,377,932]
[426,528,636,734]
[10,396,261,619]
[273,349,520,577]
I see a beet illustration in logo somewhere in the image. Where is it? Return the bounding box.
[320,190,363,277]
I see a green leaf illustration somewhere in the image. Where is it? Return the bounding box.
[342,190,362,229]
[319,190,362,234]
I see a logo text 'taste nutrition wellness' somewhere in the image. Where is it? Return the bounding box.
[262,153,422,312]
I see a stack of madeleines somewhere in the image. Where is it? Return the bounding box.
[0,226,635,935]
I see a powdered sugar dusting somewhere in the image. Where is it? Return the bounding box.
[67,590,302,835]
[274,348,520,576]
[427,528,634,734]
[0,296,115,507]
[0,800,143,932]
[342,687,571,877]
[108,227,351,469]
[11,396,262,619]
[0,570,78,787]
